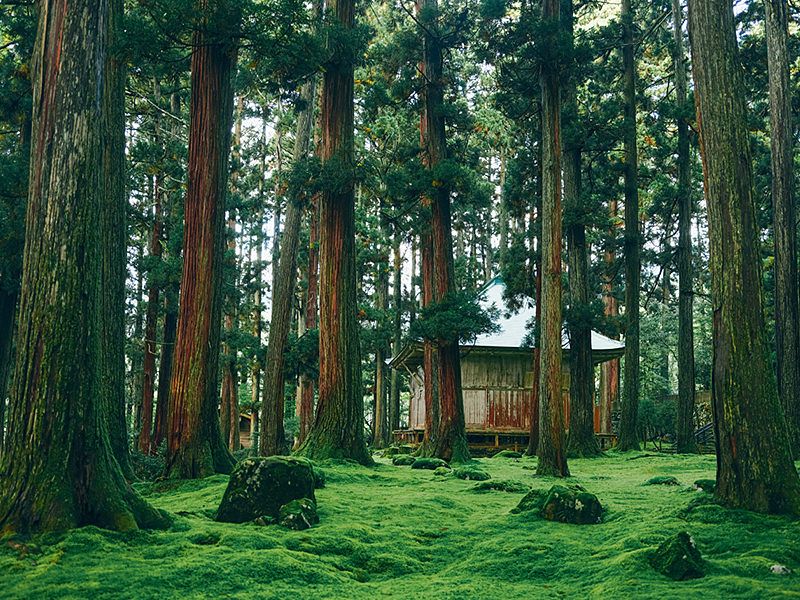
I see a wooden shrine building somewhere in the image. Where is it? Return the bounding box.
[388,278,625,451]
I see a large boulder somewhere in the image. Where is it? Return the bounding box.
[278,498,319,530]
[513,484,602,524]
[649,532,705,580]
[215,456,316,523]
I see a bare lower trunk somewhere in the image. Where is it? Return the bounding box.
[688,0,800,514]
[617,0,641,452]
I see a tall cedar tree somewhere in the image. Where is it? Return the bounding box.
[164,0,237,478]
[765,0,800,457]
[617,0,642,451]
[298,191,319,445]
[104,1,135,480]
[0,0,167,532]
[563,0,600,458]
[422,0,470,464]
[373,211,390,449]
[672,0,697,453]
[687,0,800,514]
[261,75,317,456]
[296,0,372,465]
[536,0,569,477]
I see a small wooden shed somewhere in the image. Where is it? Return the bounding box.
[389,278,625,451]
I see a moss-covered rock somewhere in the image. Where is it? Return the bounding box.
[491,450,522,459]
[433,467,452,476]
[278,498,319,530]
[533,485,603,524]
[453,466,491,481]
[189,531,221,545]
[469,480,530,493]
[380,447,400,457]
[644,476,680,486]
[693,479,716,493]
[215,456,316,523]
[411,458,450,470]
[392,455,416,466]
[649,531,705,580]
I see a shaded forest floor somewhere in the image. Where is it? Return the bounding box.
[2,451,799,599]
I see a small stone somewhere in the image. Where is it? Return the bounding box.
[770,564,792,575]
[491,450,522,459]
[411,457,450,470]
[453,466,491,481]
[278,498,319,531]
[392,455,417,466]
[649,531,705,580]
[644,476,680,486]
[692,479,716,493]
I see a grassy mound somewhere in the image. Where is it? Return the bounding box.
[2,454,799,599]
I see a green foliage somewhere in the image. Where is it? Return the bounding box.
[283,329,319,382]
[408,290,499,345]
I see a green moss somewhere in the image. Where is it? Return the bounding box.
[491,450,522,459]
[694,479,716,493]
[649,531,705,580]
[468,479,530,493]
[391,455,416,466]
[2,454,800,599]
[644,476,680,486]
[411,458,449,470]
[453,466,490,481]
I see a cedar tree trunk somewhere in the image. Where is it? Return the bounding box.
[672,0,698,453]
[687,0,800,514]
[295,0,371,465]
[536,0,569,477]
[765,0,800,457]
[164,3,238,478]
[617,0,642,451]
[0,0,167,533]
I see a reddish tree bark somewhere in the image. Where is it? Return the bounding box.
[295,0,371,465]
[164,2,238,478]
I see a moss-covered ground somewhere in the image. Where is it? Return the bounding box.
[2,451,799,599]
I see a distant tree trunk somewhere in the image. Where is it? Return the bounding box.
[672,0,697,454]
[298,193,319,445]
[525,258,542,456]
[0,0,167,533]
[132,239,145,433]
[260,75,316,457]
[153,291,178,454]
[389,232,402,432]
[295,0,371,465]
[251,120,268,433]
[272,124,284,301]
[617,0,641,451]
[598,196,619,436]
[687,0,800,514]
[374,224,390,448]
[152,92,182,455]
[0,288,18,454]
[765,0,800,458]
[536,0,569,477]
[562,0,599,459]
[164,4,238,478]
[420,230,439,455]
[220,97,244,453]
[138,173,162,456]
